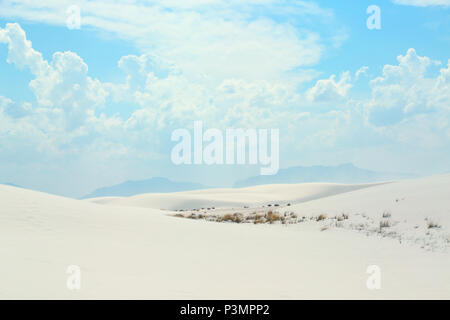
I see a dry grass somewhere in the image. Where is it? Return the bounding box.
[254,217,265,224]
[172,208,304,226]
[266,211,281,224]
[252,213,266,224]
[254,213,263,220]
[218,213,243,223]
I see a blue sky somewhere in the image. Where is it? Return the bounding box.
[0,0,449,197]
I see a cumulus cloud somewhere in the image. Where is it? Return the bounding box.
[365,48,448,127]
[0,23,108,130]
[0,22,304,171]
[3,24,449,159]
[307,72,352,102]
[0,23,48,75]
[0,96,31,118]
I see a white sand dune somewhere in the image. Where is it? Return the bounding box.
[0,175,449,299]
[87,182,386,210]
[290,174,450,226]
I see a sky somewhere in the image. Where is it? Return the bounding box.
[0,0,449,197]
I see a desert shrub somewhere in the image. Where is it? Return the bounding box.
[266,211,281,224]
[221,214,233,221]
[380,220,391,228]
[266,211,280,223]
[427,220,441,229]
[336,213,349,221]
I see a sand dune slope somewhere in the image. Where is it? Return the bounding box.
[288,174,450,251]
[0,178,449,299]
[290,174,450,225]
[87,182,385,210]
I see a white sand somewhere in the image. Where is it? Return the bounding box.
[87,182,385,210]
[0,175,449,299]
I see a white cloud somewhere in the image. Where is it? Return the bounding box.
[0,22,49,76]
[307,72,352,102]
[0,23,108,130]
[392,0,450,7]
[0,23,302,171]
[0,0,339,83]
[355,66,369,80]
[364,48,449,127]
[0,95,31,118]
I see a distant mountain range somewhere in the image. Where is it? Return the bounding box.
[81,177,210,199]
[233,163,415,188]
